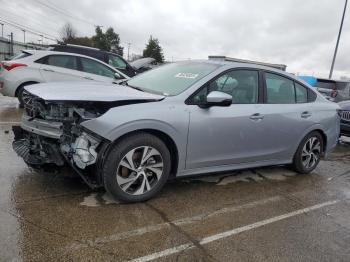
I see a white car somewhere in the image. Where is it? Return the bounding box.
[0,50,128,105]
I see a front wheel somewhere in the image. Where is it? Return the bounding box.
[17,82,38,108]
[102,133,171,202]
[292,132,323,174]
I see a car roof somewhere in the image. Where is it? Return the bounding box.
[177,59,297,79]
[50,44,124,58]
[24,49,113,64]
[20,50,129,78]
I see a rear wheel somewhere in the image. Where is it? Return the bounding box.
[292,132,323,174]
[103,133,171,202]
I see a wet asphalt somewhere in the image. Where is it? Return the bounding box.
[1,95,350,262]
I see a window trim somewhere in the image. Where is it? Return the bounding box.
[185,67,262,105]
[262,70,316,104]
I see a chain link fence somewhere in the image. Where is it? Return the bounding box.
[0,37,47,61]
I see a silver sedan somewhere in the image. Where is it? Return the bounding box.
[13,60,340,202]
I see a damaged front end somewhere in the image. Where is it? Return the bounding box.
[12,91,111,188]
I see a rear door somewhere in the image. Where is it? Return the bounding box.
[254,72,314,161]
[78,57,125,83]
[39,54,85,82]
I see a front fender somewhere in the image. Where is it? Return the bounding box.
[81,103,190,172]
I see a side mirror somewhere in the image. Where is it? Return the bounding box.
[114,72,122,79]
[201,91,232,108]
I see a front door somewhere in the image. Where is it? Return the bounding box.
[78,57,124,83]
[186,69,270,169]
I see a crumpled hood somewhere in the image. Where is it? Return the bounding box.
[24,81,165,102]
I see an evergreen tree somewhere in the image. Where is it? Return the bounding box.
[143,36,164,63]
[92,26,124,56]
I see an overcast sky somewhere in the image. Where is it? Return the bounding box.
[0,0,349,78]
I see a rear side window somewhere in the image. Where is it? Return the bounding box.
[295,83,308,103]
[316,80,336,90]
[42,55,78,70]
[265,73,295,104]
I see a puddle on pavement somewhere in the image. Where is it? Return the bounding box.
[183,168,298,186]
[80,192,119,207]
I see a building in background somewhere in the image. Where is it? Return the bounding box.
[0,36,46,61]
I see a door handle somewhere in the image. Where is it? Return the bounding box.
[42,68,54,72]
[249,113,264,120]
[301,111,312,118]
[83,76,94,80]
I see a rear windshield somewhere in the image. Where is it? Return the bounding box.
[126,62,220,96]
[9,52,32,60]
[316,80,336,90]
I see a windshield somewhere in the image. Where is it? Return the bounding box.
[126,62,219,96]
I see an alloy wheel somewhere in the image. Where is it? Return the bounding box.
[116,146,164,195]
[301,136,321,169]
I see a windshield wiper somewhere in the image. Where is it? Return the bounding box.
[123,81,144,92]
[122,81,168,96]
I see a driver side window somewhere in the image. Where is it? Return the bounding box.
[79,57,116,78]
[192,70,259,104]
[107,54,127,69]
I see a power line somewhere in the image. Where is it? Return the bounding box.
[0,7,62,37]
[33,0,97,27]
[0,18,57,40]
[0,17,58,42]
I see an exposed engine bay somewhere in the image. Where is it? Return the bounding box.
[12,90,137,188]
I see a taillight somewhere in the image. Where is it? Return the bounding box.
[1,61,27,71]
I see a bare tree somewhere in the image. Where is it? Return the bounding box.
[60,23,77,43]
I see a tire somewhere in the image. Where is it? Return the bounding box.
[102,132,171,203]
[16,82,38,108]
[17,85,26,108]
[292,131,324,174]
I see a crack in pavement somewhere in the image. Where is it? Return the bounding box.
[253,169,313,207]
[327,169,350,181]
[3,207,117,259]
[145,202,219,262]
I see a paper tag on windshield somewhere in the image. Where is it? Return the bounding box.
[175,73,199,79]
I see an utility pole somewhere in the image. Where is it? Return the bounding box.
[8,32,13,56]
[127,42,131,61]
[22,29,26,44]
[0,23,3,38]
[329,0,348,79]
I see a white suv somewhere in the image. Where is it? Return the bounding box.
[0,50,128,105]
